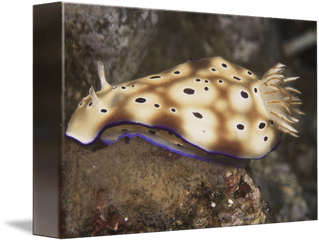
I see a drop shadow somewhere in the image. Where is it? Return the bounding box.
[5,219,32,235]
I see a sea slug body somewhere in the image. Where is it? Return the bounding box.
[66,57,304,160]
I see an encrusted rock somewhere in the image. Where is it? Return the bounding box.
[61,137,268,237]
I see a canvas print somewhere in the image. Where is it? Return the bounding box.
[34,2,317,238]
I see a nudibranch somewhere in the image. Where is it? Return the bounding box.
[66,57,304,160]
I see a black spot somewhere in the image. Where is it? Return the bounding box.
[247,71,252,75]
[171,108,176,113]
[237,124,245,130]
[241,91,249,99]
[270,120,274,125]
[174,71,181,74]
[204,80,209,83]
[183,88,195,95]
[264,136,268,142]
[154,103,160,108]
[221,63,227,68]
[177,143,183,147]
[148,130,156,135]
[254,88,258,93]
[79,102,83,106]
[204,87,209,91]
[100,109,107,113]
[218,79,223,83]
[135,97,146,103]
[193,112,203,119]
[233,76,241,81]
[150,76,161,79]
[121,129,128,132]
[124,136,130,144]
[211,68,216,72]
[259,122,266,129]
[121,86,126,90]
[113,86,118,89]
[195,78,201,82]
[132,84,135,87]
[168,132,173,135]
[88,102,92,107]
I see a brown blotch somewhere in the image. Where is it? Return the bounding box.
[212,138,243,159]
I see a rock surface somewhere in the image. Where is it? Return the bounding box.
[61,3,317,238]
[61,138,268,237]
[64,3,159,125]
